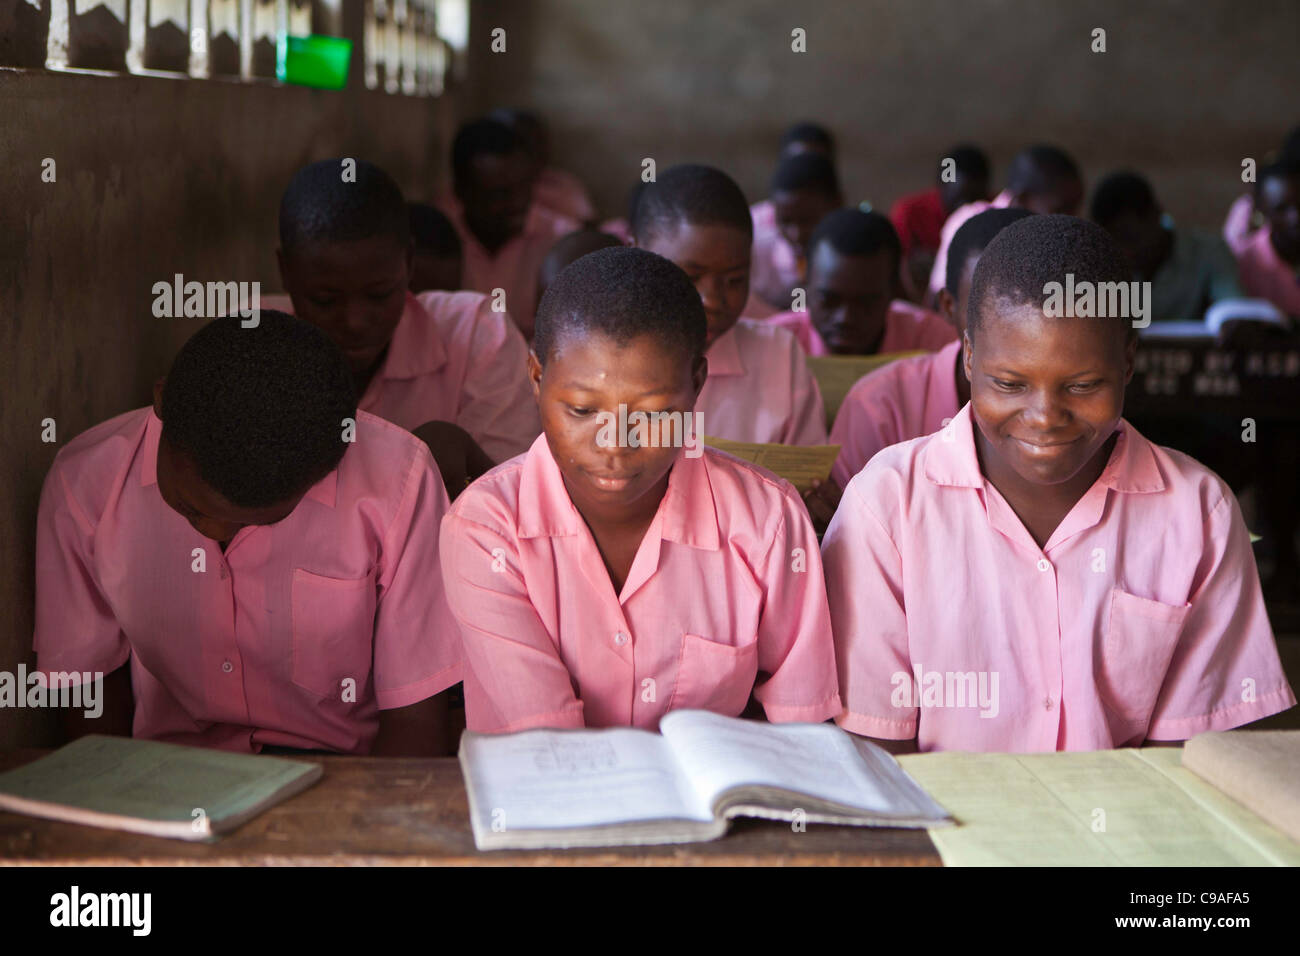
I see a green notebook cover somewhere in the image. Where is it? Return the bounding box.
[0,735,322,841]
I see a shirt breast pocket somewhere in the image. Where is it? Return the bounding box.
[668,633,759,717]
[1097,588,1191,726]
[290,568,377,701]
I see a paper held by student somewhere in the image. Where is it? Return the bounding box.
[459,710,953,851]
[0,735,322,842]
[806,352,927,425]
[701,436,840,494]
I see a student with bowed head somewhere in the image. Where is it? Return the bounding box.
[34,312,463,755]
[770,208,958,358]
[631,163,828,446]
[926,144,1084,302]
[440,247,841,732]
[824,215,1294,753]
[830,207,1034,488]
[272,158,538,479]
[436,117,578,337]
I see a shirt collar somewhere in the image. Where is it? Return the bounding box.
[142,407,339,507]
[377,293,449,381]
[922,403,1165,495]
[705,324,746,377]
[516,434,720,550]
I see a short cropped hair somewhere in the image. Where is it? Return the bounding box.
[946,207,1036,295]
[408,202,462,257]
[452,118,525,189]
[279,159,408,257]
[1006,144,1082,195]
[780,122,835,156]
[533,246,707,367]
[1089,171,1159,227]
[631,164,753,243]
[771,152,841,198]
[161,311,357,508]
[944,145,991,182]
[807,207,901,273]
[967,214,1132,338]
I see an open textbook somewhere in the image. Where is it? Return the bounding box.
[0,735,322,841]
[459,709,953,850]
[806,352,926,425]
[702,436,840,493]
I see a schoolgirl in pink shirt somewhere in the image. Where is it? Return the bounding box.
[441,248,841,733]
[825,216,1294,753]
[1232,157,1300,318]
[274,159,540,477]
[830,208,1035,486]
[34,313,462,755]
[631,163,828,447]
[748,152,842,314]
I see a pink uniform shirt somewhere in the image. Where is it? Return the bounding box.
[749,200,803,314]
[33,408,462,754]
[436,197,577,333]
[533,166,596,224]
[1222,193,1256,256]
[769,302,958,357]
[927,189,1014,299]
[823,404,1295,752]
[829,339,962,487]
[1233,227,1300,318]
[697,319,828,445]
[441,436,842,732]
[264,291,539,462]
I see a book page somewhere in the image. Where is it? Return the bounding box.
[660,710,947,819]
[898,748,1300,866]
[702,437,840,494]
[459,727,713,834]
[806,352,925,423]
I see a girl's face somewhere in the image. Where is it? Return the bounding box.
[638,223,750,348]
[278,235,410,379]
[529,330,706,523]
[808,244,895,354]
[964,300,1135,488]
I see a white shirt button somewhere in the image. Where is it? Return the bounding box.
[1036,558,1051,572]
[614,631,629,646]
[221,660,234,674]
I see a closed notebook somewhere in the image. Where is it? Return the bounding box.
[459,709,953,850]
[0,735,322,841]
[1181,730,1300,843]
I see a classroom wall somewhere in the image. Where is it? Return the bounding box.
[0,51,456,747]
[464,0,1300,231]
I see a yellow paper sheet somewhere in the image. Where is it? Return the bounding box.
[806,352,927,426]
[897,747,1300,867]
[702,437,840,494]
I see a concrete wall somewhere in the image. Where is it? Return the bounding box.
[466,0,1300,230]
[0,32,456,746]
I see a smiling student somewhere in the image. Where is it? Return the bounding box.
[824,215,1295,753]
[273,159,539,469]
[440,247,841,732]
[33,312,462,755]
[632,163,827,445]
[770,208,957,356]
[830,208,1034,487]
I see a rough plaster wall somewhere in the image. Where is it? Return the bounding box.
[466,0,1299,230]
[0,65,455,747]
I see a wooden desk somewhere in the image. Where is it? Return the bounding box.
[0,750,941,866]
